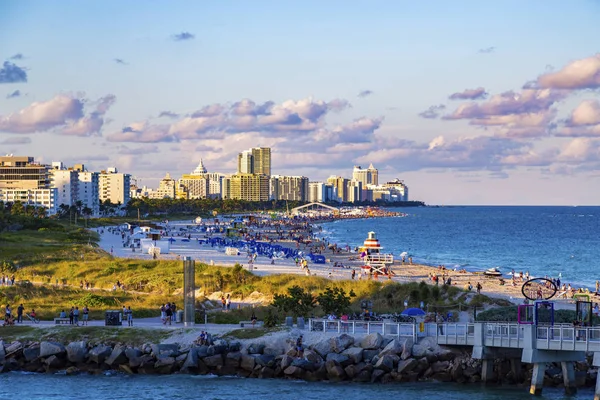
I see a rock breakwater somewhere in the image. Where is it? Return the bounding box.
[0,334,597,389]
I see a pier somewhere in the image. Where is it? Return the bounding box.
[308,318,600,397]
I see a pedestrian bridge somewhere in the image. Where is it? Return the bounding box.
[308,319,600,397]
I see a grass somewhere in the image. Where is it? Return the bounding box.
[221,327,284,340]
[0,326,171,346]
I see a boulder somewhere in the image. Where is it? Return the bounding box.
[40,342,66,358]
[88,345,112,364]
[371,369,385,383]
[342,347,363,364]
[331,334,354,353]
[125,348,142,360]
[23,346,40,362]
[181,348,199,373]
[5,341,23,355]
[154,356,175,368]
[151,343,179,357]
[326,353,350,367]
[203,354,223,368]
[397,358,419,374]
[328,365,346,381]
[414,357,430,374]
[411,344,427,358]
[196,345,209,358]
[400,338,413,360]
[240,354,256,371]
[437,349,455,362]
[0,341,5,363]
[208,344,228,356]
[44,355,66,369]
[303,349,323,365]
[431,372,453,382]
[255,354,275,367]
[259,366,275,379]
[312,339,334,358]
[280,354,294,370]
[119,365,134,374]
[66,341,88,364]
[225,351,242,367]
[105,345,128,366]
[263,346,282,357]
[374,355,395,372]
[247,343,265,355]
[283,366,303,377]
[360,333,383,350]
[228,341,242,352]
[363,349,379,363]
[379,339,405,357]
[291,358,316,371]
[355,370,372,382]
[431,361,450,373]
[344,364,358,379]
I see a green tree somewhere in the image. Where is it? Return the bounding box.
[316,287,356,316]
[272,285,316,318]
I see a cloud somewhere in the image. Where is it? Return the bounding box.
[418,104,446,119]
[535,54,600,90]
[357,90,373,98]
[6,90,20,99]
[106,97,352,143]
[9,54,24,60]
[0,61,27,84]
[478,47,495,54]
[117,145,160,155]
[158,111,179,118]
[172,32,195,41]
[0,137,31,145]
[554,100,600,137]
[114,58,127,65]
[448,87,488,100]
[0,93,115,136]
[557,138,600,163]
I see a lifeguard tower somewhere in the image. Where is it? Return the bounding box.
[360,231,394,275]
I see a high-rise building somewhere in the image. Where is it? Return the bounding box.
[382,179,409,201]
[251,147,271,176]
[76,168,100,216]
[149,173,176,199]
[308,182,335,203]
[367,163,378,186]
[352,164,378,187]
[0,155,57,214]
[270,175,309,201]
[326,176,349,202]
[224,173,270,201]
[98,167,131,205]
[206,172,224,199]
[237,150,254,174]
[50,162,78,207]
[347,180,363,203]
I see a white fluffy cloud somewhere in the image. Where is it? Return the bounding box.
[536,54,600,90]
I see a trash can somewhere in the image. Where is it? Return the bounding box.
[297,317,305,329]
[176,310,184,323]
[285,316,293,327]
[105,310,122,326]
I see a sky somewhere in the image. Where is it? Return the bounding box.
[1,0,600,205]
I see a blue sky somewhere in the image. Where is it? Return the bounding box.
[1,0,600,205]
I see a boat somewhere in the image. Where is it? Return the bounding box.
[483,267,502,277]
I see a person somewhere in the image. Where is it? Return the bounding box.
[73,306,80,326]
[436,312,445,335]
[126,306,133,326]
[340,312,349,332]
[226,294,231,311]
[165,303,173,325]
[17,304,24,323]
[69,307,74,325]
[476,282,482,294]
[221,296,226,310]
[160,304,166,324]
[351,269,356,280]
[296,335,304,358]
[59,309,67,318]
[82,305,89,326]
[251,311,258,327]
[4,304,11,323]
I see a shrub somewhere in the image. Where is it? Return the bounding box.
[76,293,115,308]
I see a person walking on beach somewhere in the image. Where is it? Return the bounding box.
[476,282,482,294]
[17,304,24,323]
[69,307,74,325]
[226,294,231,311]
[73,306,80,326]
[82,305,89,325]
[351,269,356,280]
[126,306,133,326]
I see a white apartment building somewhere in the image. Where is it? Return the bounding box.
[149,173,176,199]
[347,180,363,203]
[99,167,131,205]
[206,172,224,199]
[0,188,58,215]
[308,182,335,203]
[50,163,78,208]
[77,170,100,216]
[270,175,309,201]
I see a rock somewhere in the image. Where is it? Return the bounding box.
[331,334,354,353]
[360,333,383,350]
[196,345,209,358]
[371,369,385,383]
[259,366,275,379]
[105,345,128,366]
[328,365,346,381]
[154,356,175,368]
[425,350,438,363]
[363,349,379,363]
[263,346,282,357]
[437,349,455,362]
[247,343,265,355]
[280,354,294,370]
[181,348,199,373]
[283,366,303,377]
[119,365,134,374]
[431,372,453,382]
[66,341,88,363]
[291,358,316,371]
[240,354,256,371]
[125,348,142,360]
[228,341,242,352]
[40,342,66,358]
[326,353,351,367]
[342,347,363,364]
[400,338,413,360]
[44,355,66,369]
[414,357,430,374]
[152,343,179,357]
[225,351,242,367]
[23,346,40,362]
[88,345,112,364]
[450,362,464,381]
[203,354,224,368]
[431,361,450,373]
[355,370,372,382]
[208,344,228,356]
[65,366,79,375]
[345,364,358,379]
[411,344,427,358]
[0,341,5,364]
[379,339,405,357]
[303,349,323,365]
[131,354,153,369]
[312,339,334,358]
[374,355,395,372]
[397,358,419,374]
[255,354,275,367]
[176,353,188,363]
[5,341,23,355]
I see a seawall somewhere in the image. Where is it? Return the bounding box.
[0,333,596,388]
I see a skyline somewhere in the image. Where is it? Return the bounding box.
[2,1,600,205]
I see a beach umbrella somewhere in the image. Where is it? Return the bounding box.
[400,308,426,317]
[400,251,408,258]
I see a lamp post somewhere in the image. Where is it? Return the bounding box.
[403,300,408,309]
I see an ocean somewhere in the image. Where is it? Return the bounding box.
[1,372,592,400]
[320,206,599,289]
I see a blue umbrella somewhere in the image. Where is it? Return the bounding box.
[400,307,426,317]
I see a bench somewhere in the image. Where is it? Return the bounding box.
[240,320,264,328]
[54,318,70,325]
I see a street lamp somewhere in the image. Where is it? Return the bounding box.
[403,299,408,309]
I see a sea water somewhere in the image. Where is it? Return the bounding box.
[320,206,599,288]
[0,372,592,400]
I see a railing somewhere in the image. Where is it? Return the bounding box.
[536,325,600,351]
[308,319,418,340]
[483,322,524,348]
[436,323,475,345]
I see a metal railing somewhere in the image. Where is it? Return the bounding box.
[536,325,600,351]
[308,319,418,340]
[483,322,524,348]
